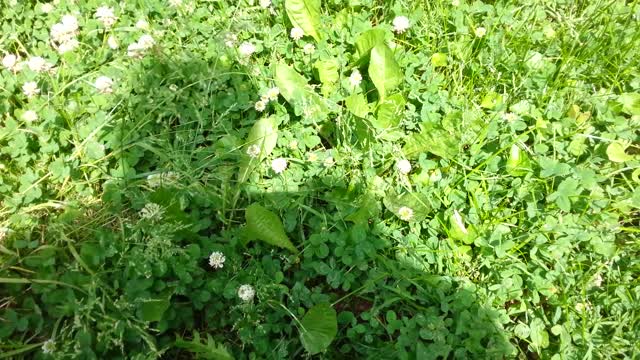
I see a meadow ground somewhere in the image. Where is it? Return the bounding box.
[0,0,639,358]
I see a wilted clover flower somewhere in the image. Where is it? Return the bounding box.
[42,339,56,354]
[95,6,117,27]
[139,203,164,221]
[237,284,255,302]
[246,144,261,158]
[303,43,315,54]
[474,27,487,38]
[398,206,414,221]
[94,76,114,94]
[208,251,226,269]
[22,81,40,98]
[147,171,179,188]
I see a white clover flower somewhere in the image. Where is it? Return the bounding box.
[41,3,54,13]
[50,15,79,51]
[107,35,119,49]
[135,19,150,30]
[308,152,319,162]
[238,41,256,57]
[27,56,47,72]
[474,27,487,38]
[453,210,468,234]
[95,6,117,27]
[592,274,603,288]
[94,76,114,94]
[57,39,79,54]
[42,339,56,354]
[254,100,267,112]
[2,54,18,71]
[246,144,261,158]
[138,34,155,49]
[349,69,362,87]
[61,14,79,31]
[237,284,255,302]
[127,42,145,58]
[22,81,40,98]
[289,140,298,149]
[398,206,414,221]
[392,16,410,34]
[271,158,288,174]
[224,33,237,48]
[169,0,183,7]
[303,43,315,54]
[266,87,280,101]
[323,156,335,168]
[259,0,271,8]
[396,159,412,175]
[140,202,164,221]
[290,27,304,40]
[208,251,226,269]
[22,110,38,122]
[451,0,460,6]
[260,94,270,103]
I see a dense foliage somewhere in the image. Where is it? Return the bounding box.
[1,0,639,359]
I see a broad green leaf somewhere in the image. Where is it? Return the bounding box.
[299,303,337,355]
[618,93,640,115]
[354,28,386,61]
[139,298,170,322]
[506,144,531,176]
[345,193,380,224]
[529,318,549,350]
[480,91,504,110]
[368,43,402,101]
[245,203,297,252]
[449,210,477,245]
[373,93,405,129]
[238,117,278,183]
[606,141,634,163]
[285,0,322,41]
[383,191,431,222]
[402,123,460,159]
[314,59,339,96]
[431,53,448,67]
[274,63,330,121]
[345,93,370,118]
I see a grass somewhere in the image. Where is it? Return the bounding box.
[1,0,639,358]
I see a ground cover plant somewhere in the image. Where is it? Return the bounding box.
[1,0,639,358]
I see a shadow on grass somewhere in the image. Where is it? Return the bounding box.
[0,51,515,359]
